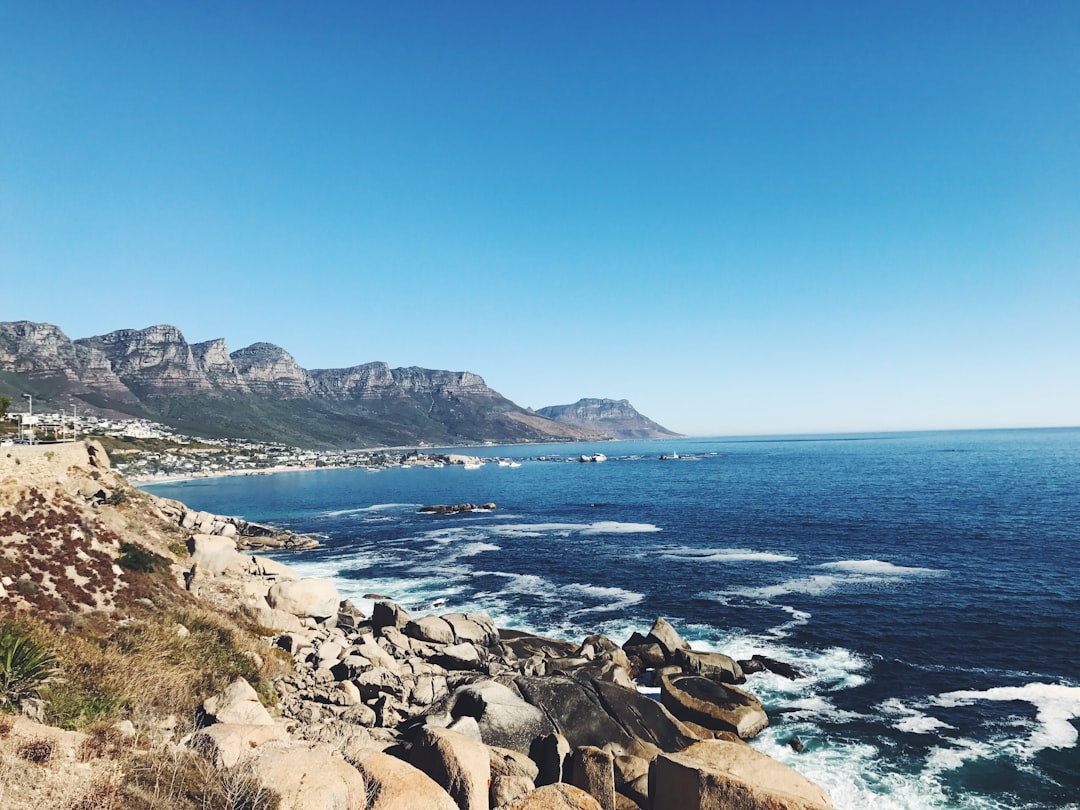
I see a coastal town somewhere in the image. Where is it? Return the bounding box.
[0,405,467,481]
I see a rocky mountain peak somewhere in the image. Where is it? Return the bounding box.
[537,397,682,440]
[229,343,313,398]
[0,320,79,373]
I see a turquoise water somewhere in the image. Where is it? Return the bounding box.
[147,428,1080,809]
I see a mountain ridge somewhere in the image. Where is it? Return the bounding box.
[0,321,602,449]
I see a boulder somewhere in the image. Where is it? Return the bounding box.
[248,741,368,810]
[499,783,605,810]
[406,616,457,645]
[644,617,690,660]
[353,749,457,810]
[493,774,537,808]
[649,739,835,810]
[490,744,540,783]
[372,600,412,630]
[435,642,483,670]
[189,722,288,767]
[186,533,244,577]
[444,680,553,752]
[354,638,401,670]
[613,755,650,806]
[500,629,579,660]
[532,732,572,786]
[569,746,616,810]
[622,632,666,669]
[660,674,768,740]
[672,648,745,685]
[245,604,304,633]
[410,726,491,810]
[514,675,700,760]
[267,578,341,619]
[444,612,499,646]
[750,654,805,680]
[202,678,275,726]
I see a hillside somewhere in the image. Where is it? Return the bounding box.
[0,321,598,449]
[537,398,683,440]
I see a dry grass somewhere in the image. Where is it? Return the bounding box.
[31,605,285,732]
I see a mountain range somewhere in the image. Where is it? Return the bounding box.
[0,321,679,448]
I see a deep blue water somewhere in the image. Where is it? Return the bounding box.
[146,428,1080,809]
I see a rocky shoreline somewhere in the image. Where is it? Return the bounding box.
[0,441,834,809]
[174,503,835,809]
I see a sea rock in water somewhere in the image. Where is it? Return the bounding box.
[751,654,805,680]
[659,673,768,740]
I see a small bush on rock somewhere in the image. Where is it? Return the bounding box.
[17,736,55,764]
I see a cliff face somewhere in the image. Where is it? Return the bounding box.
[537,398,683,440]
[0,321,595,448]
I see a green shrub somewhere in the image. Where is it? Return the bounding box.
[0,624,59,709]
[116,543,168,573]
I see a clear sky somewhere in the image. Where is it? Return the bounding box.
[2,2,1077,436]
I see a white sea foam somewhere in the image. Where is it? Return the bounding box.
[489,521,661,537]
[319,503,417,517]
[933,682,1080,755]
[818,559,944,577]
[734,558,944,600]
[734,575,844,600]
[878,697,957,735]
[659,546,797,563]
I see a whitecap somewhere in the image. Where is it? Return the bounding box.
[489,521,661,537]
[817,559,944,577]
[734,575,844,599]
[319,502,417,517]
[878,697,957,735]
[932,682,1080,755]
[660,546,796,563]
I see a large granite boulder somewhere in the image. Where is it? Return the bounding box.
[499,783,605,810]
[410,726,491,810]
[186,533,244,577]
[406,615,457,645]
[569,745,616,810]
[672,648,745,685]
[248,741,369,810]
[649,739,835,810]
[352,749,457,810]
[660,674,768,739]
[202,678,275,726]
[189,722,289,767]
[513,676,700,760]
[267,577,340,619]
[644,617,691,660]
[441,680,553,752]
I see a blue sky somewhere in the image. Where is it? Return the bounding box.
[2,2,1077,436]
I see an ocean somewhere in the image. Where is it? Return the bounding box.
[145,428,1080,809]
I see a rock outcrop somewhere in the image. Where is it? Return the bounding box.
[536,398,683,440]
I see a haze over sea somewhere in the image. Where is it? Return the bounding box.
[147,428,1080,809]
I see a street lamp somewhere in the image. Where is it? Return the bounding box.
[22,394,32,444]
